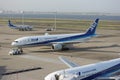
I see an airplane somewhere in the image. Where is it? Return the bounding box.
[10,18,99,55]
[8,20,33,31]
[45,57,120,80]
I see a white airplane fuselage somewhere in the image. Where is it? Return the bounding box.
[45,58,120,80]
[12,33,95,47]
[8,20,33,31]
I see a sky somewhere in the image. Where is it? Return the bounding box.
[0,0,120,13]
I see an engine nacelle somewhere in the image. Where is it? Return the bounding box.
[52,44,63,51]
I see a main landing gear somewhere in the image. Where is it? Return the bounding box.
[9,48,23,55]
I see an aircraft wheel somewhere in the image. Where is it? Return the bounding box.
[62,47,69,51]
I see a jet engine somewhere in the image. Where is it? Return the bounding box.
[52,44,63,51]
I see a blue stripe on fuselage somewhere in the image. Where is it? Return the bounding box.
[21,33,96,47]
[81,63,120,80]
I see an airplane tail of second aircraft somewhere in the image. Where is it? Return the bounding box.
[8,20,16,28]
[85,18,99,35]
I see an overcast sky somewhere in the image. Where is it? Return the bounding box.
[0,0,120,13]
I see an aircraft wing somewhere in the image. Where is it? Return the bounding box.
[51,41,83,45]
[59,56,79,68]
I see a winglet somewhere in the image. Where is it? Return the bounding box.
[59,56,79,68]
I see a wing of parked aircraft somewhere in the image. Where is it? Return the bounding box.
[59,56,79,68]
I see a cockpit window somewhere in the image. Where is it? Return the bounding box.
[14,41,18,43]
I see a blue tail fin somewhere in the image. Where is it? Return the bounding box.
[85,18,99,35]
[8,20,15,27]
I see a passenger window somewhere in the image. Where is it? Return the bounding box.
[55,74,59,80]
[79,72,81,76]
[31,38,38,42]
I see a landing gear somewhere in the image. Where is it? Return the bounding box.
[9,48,23,55]
[62,44,74,51]
[62,47,69,51]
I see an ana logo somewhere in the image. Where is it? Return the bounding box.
[90,23,96,31]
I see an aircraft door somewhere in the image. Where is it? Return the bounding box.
[55,74,59,80]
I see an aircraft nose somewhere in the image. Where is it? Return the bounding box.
[11,42,15,46]
[44,76,56,80]
[11,42,17,46]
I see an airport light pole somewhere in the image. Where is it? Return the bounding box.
[21,11,24,26]
[54,12,57,31]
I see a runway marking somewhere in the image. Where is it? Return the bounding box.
[19,55,62,64]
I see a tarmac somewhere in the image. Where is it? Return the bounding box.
[0,24,120,80]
